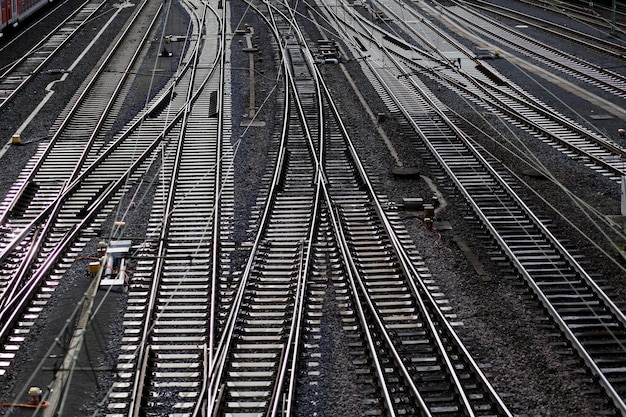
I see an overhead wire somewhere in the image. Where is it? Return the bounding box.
[7,0,626,413]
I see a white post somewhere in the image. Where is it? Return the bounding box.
[622,175,626,216]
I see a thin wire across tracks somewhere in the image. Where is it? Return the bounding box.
[0,0,107,110]
[0,0,198,381]
[206,1,513,415]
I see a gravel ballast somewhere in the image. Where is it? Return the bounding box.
[0,0,625,416]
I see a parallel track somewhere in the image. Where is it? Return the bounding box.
[0,0,196,380]
[461,0,626,58]
[309,0,626,412]
[207,1,514,415]
[0,0,106,110]
[336,0,626,181]
[1,0,625,415]
[355,19,626,414]
[103,0,228,414]
[440,0,626,99]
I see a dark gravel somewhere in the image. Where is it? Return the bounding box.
[1,0,626,416]
[279,0,626,416]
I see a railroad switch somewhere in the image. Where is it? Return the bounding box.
[316,39,340,63]
[99,240,133,292]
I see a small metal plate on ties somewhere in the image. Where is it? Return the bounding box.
[231,362,275,368]
[227,381,272,388]
[230,391,270,398]
[521,168,548,179]
[154,372,201,378]
[155,363,200,369]
[589,114,614,120]
[228,371,274,378]
[392,167,420,178]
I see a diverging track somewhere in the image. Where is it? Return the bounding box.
[360,30,626,416]
[207,1,513,415]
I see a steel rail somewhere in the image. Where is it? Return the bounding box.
[310,15,513,411]
[379,0,625,142]
[0,0,86,49]
[0,0,169,308]
[395,57,626,179]
[286,1,512,412]
[207,78,290,415]
[100,7,221,411]
[62,2,164,187]
[314,0,626,414]
[0,43,209,345]
[125,3,223,415]
[320,94,473,417]
[367,37,626,415]
[0,0,156,227]
[511,0,626,37]
[0,0,107,110]
[266,0,506,415]
[267,2,418,413]
[440,0,626,97]
[323,0,626,181]
[207,2,325,414]
[330,205,409,417]
[265,4,326,416]
[354,8,626,332]
[206,0,290,400]
[209,0,228,375]
[0,0,214,401]
[0,0,203,277]
[0,0,168,317]
[462,0,626,58]
[0,111,182,342]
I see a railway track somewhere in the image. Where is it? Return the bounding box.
[515,0,626,37]
[205,0,514,415]
[0,0,194,383]
[391,68,626,413]
[102,1,228,414]
[438,0,626,99]
[311,0,626,411]
[0,0,162,232]
[460,0,626,58]
[0,0,625,415]
[0,0,107,110]
[327,0,626,182]
[208,4,319,415]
